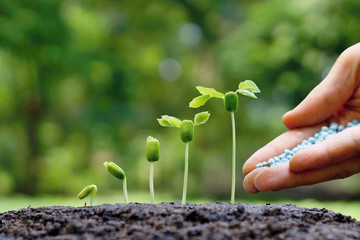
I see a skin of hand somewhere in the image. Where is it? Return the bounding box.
[242,42,360,193]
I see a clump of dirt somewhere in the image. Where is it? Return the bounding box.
[1,202,360,239]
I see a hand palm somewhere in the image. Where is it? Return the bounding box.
[243,43,360,193]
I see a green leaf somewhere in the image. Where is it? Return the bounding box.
[157,115,181,128]
[238,80,261,93]
[196,86,224,98]
[157,118,171,127]
[164,115,181,127]
[237,89,257,99]
[189,94,211,108]
[194,111,210,126]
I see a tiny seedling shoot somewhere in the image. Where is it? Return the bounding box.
[146,136,160,204]
[104,161,129,204]
[77,184,97,206]
[189,80,260,204]
[157,111,210,205]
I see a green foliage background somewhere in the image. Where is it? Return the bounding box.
[1,0,360,201]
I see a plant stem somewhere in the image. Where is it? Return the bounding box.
[182,142,189,205]
[149,162,155,204]
[231,112,236,204]
[90,185,97,206]
[123,177,129,204]
[90,196,93,206]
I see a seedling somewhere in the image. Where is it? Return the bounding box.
[146,136,160,204]
[77,184,97,206]
[189,80,260,204]
[157,111,210,204]
[104,161,129,204]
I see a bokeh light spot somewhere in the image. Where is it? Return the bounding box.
[178,22,202,47]
[158,58,182,82]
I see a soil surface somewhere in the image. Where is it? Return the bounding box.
[1,202,360,239]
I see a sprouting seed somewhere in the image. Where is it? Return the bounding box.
[146,136,160,204]
[77,184,97,206]
[104,161,129,204]
[189,80,260,204]
[157,111,210,204]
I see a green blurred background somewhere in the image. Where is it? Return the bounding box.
[1,0,360,212]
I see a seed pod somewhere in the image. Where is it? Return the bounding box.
[104,161,126,180]
[224,91,239,112]
[146,136,160,162]
[78,184,97,200]
[180,120,194,143]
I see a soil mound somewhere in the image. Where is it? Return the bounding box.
[1,202,360,239]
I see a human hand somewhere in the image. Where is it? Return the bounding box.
[242,43,360,193]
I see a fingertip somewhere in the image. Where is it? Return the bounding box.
[243,168,264,193]
[242,150,264,175]
[243,179,259,194]
[289,154,304,173]
[243,146,277,175]
[242,161,253,176]
[254,164,289,192]
[282,110,297,129]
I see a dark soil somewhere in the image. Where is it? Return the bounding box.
[1,202,360,239]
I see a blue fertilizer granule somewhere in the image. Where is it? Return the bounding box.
[255,120,359,168]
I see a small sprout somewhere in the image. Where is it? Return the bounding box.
[146,136,160,162]
[104,161,125,180]
[104,161,129,204]
[77,184,97,206]
[189,80,260,204]
[157,111,210,204]
[146,136,160,204]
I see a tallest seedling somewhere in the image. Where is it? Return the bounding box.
[189,80,260,204]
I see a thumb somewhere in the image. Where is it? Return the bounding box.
[283,44,360,129]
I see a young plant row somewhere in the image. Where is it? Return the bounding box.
[77,80,260,206]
